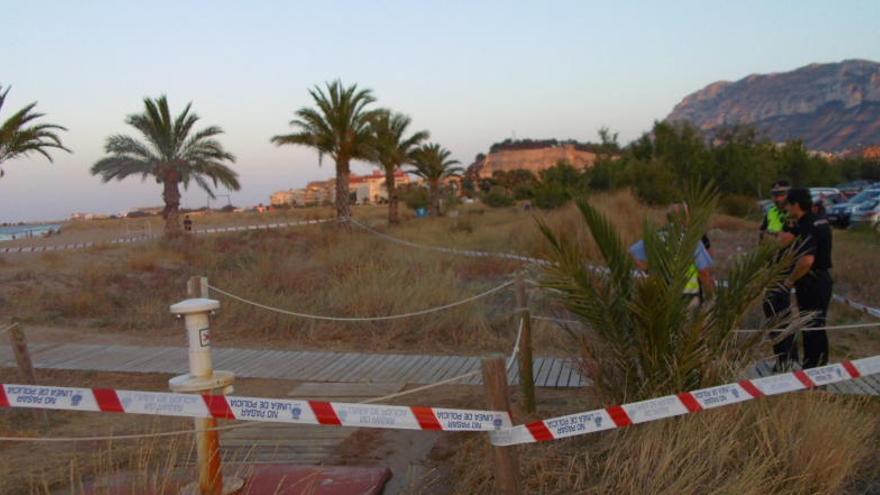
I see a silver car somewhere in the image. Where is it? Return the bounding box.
[849,199,880,228]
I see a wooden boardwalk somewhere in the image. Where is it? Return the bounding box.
[0,342,586,388]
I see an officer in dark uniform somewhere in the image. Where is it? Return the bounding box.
[780,188,834,369]
[760,180,796,369]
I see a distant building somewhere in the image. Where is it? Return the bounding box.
[270,171,413,207]
[69,212,111,221]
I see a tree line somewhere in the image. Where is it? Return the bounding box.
[3,81,879,234]
[473,121,880,212]
[0,81,463,236]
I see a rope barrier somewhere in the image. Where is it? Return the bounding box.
[208,279,514,322]
[734,321,880,333]
[349,218,551,266]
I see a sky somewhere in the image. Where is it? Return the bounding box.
[2,0,879,223]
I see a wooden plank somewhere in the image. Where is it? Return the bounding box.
[115,346,178,371]
[368,354,411,382]
[310,353,363,382]
[434,356,470,381]
[234,349,286,376]
[270,351,319,378]
[289,382,404,399]
[256,351,304,379]
[544,358,564,388]
[279,351,331,379]
[220,349,264,373]
[41,344,106,368]
[852,376,880,396]
[306,352,361,382]
[390,355,433,383]
[332,353,387,383]
[534,357,552,386]
[377,355,421,383]
[418,355,456,383]
[865,375,880,394]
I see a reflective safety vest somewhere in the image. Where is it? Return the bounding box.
[685,264,700,295]
[658,230,701,295]
[766,206,786,233]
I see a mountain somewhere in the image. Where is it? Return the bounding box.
[666,59,880,152]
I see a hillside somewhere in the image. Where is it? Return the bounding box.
[667,59,880,152]
[468,139,598,178]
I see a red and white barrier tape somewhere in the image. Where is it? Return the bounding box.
[1,356,878,443]
[833,294,880,319]
[0,386,511,433]
[489,354,880,446]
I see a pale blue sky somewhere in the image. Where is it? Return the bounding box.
[2,0,878,222]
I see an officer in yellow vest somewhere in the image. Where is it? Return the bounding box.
[629,203,715,303]
[760,180,790,240]
[761,180,796,370]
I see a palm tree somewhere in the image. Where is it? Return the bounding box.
[91,96,239,237]
[538,184,791,402]
[271,80,378,221]
[410,143,462,216]
[0,85,70,178]
[368,110,429,224]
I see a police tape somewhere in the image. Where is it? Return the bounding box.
[0,385,511,433]
[1,356,878,443]
[833,294,880,319]
[489,354,880,446]
[0,219,335,254]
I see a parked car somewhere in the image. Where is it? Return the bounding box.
[849,199,880,228]
[836,180,872,197]
[809,187,841,203]
[827,188,880,227]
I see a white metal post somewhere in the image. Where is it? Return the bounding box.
[170,298,242,495]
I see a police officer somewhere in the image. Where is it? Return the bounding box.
[760,180,790,241]
[629,203,715,304]
[780,188,834,369]
[761,180,796,369]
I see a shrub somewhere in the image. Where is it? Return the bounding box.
[399,184,430,210]
[482,186,515,208]
[537,184,790,401]
[532,181,571,209]
[719,194,759,217]
[633,164,679,205]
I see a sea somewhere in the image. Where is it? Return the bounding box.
[0,223,63,242]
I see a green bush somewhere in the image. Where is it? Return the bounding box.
[633,164,679,205]
[532,181,571,209]
[482,186,515,207]
[719,194,758,217]
[399,185,430,210]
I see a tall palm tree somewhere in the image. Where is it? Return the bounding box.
[410,143,462,216]
[91,96,239,237]
[0,85,70,178]
[368,110,429,224]
[271,80,378,221]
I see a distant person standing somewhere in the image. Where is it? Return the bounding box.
[629,203,715,304]
[183,215,193,233]
[780,188,834,369]
[760,180,796,369]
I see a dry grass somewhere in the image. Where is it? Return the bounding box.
[449,393,879,494]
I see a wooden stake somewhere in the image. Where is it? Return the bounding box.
[7,322,47,425]
[515,274,536,414]
[481,354,520,495]
[8,323,36,385]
